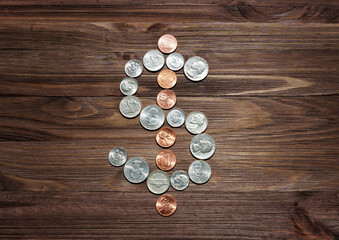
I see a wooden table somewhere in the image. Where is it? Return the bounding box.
[0,1,338,239]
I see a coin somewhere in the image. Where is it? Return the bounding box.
[123,157,149,184]
[167,108,185,128]
[166,52,184,71]
[190,133,215,160]
[157,69,177,89]
[108,147,127,167]
[125,59,143,78]
[158,34,177,54]
[120,77,138,96]
[185,111,208,134]
[119,96,142,118]
[156,194,177,217]
[171,170,190,191]
[156,127,176,148]
[156,149,176,171]
[188,160,211,184]
[147,170,170,195]
[156,90,176,110]
[140,105,165,131]
[184,56,209,81]
[143,49,165,72]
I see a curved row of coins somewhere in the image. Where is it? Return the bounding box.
[109,34,216,216]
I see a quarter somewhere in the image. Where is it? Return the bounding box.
[123,157,149,184]
[158,34,177,54]
[185,111,208,134]
[140,105,165,131]
[156,89,176,110]
[188,160,211,184]
[156,127,176,148]
[166,52,184,71]
[119,96,142,118]
[190,133,215,160]
[125,59,143,78]
[167,108,185,128]
[143,49,165,72]
[156,194,177,217]
[156,149,176,171]
[157,69,177,89]
[171,170,190,191]
[184,56,209,81]
[147,170,170,195]
[120,77,138,96]
[108,147,127,167]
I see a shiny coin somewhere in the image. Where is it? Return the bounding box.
[125,59,143,78]
[156,127,176,148]
[156,90,176,110]
[108,147,127,167]
[156,194,177,217]
[157,69,177,89]
[166,52,184,71]
[143,49,165,72]
[123,157,149,184]
[188,160,211,184]
[167,108,185,128]
[190,133,215,160]
[156,149,176,171]
[140,105,165,131]
[158,34,177,54]
[147,170,170,195]
[119,96,142,118]
[185,111,208,134]
[171,170,190,191]
[120,77,138,96]
[184,56,209,81]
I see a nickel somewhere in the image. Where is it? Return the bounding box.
[147,170,170,195]
[143,49,165,72]
[125,59,143,78]
[184,56,208,81]
[124,157,149,184]
[119,96,142,118]
[190,133,215,160]
[185,111,208,134]
[120,77,138,96]
[188,160,211,184]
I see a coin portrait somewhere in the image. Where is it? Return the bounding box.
[156,128,176,148]
[188,160,211,184]
[167,108,185,128]
[156,90,176,110]
[190,133,215,160]
[166,52,184,71]
[125,59,143,78]
[184,56,209,81]
[171,170,189,191]
[143,49,165,72]
[108,147,127,167]
[119,96,142,118]
[156,194,177,217]
[123,157,149,184]
[140,105,165,131]
[120,77,138,96]
[157,69,177,89]
[185,111,208,134]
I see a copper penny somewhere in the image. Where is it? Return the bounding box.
[156,127,176,148]
[156,149,176,171]
[156,194,177,217]
[157,90,176,110]
[158,34,177,54]
[157,69,177,89]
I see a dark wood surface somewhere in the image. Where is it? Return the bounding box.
[0,1,338,239]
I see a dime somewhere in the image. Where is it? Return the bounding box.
[188,160,211,184]
[156,149,176,171]
[120,77,138,96]
[156,194,177,217]
[190,133,215,160]
[108,147,127,167]
[166,52,184,71]
[157,69,177,89]
[184,56,209,81]
[140,105,165,131]
[123,157,149,184]
[158,34,177,54]
[185,111,208,134]
[167,108,185,128]
[143,49,165,72]
[156,90,176,110]
[171,170,190,191]
[156,127,176,148]
[147,170,170,195]
[125,59,143,78]
[119,96,142,118]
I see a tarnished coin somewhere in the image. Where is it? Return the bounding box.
[140,105,165,131]
[171,170,190,191]
[108,147,127,167]
[166,52,184,71]
[119,96,142,118]
[157,69,177,89]
[125,59,143,78]
[120,77,138,96]
[188,160,211,184]
[158,34,177,54]
[190,133,215,160]
[167,108,185,128]
[156,149,176,171]
[147,170,170,195]
[143,49,165,72]
[184,56,209,81]
[123,157,149,184]
[156,90,176,110]
[156,127,176,148]
[185,111,208,134]
[156,194,177,217]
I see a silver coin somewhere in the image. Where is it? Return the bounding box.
[120,77,138,96]
[147,170,170,195]
[167,108,185,128]
[166,52,184,71]
[119,96,142,118]
[125,59,143,78]
[143,49,165,72]
[184,56,209,81]
[123,157,149,184]
[188,160,211,184]
[190,133,215,160]
[108,147,127,167]
[185,111,208,134]
[171,170,190,191]
[140,105,165,131]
